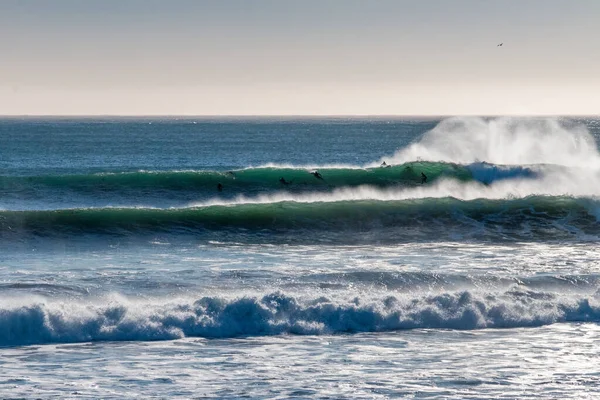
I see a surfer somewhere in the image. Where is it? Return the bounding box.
[381,161,390,168]
[310,170,324,180]
[279,177,290,185]
[217,183,223,192]
[420,172,427,184]
[226,171,236,179]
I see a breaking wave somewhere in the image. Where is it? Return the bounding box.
[2,289,599,346]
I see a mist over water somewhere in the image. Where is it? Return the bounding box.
[385,117,600,167]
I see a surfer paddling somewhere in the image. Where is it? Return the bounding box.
[310,170,324,180]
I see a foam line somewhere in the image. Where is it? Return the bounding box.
[1,290,599,346]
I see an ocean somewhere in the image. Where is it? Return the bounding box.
[1,116,600,398]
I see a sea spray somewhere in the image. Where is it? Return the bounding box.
[383,117,600,167]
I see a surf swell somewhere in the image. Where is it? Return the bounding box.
[1,289,599,346]
[0,161,538,199]
[0,196,598,240]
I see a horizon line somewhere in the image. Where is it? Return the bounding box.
[1,114,599,118]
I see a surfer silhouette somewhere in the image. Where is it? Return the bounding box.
[381,161,390,168]
[279,177,290,185]
[217,183,223,192]
[420,172,427,184]
[310,170,324,180]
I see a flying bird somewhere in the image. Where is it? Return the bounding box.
[497,43,503,47]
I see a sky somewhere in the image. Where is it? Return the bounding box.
[1,0,599,115]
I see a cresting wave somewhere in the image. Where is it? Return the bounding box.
[0,161,512,197]
[1,289,600,346]
[1,196,598,240]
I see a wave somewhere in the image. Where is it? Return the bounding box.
[1,196,598,241]
[2,289,599,346]
[0,161,539,200]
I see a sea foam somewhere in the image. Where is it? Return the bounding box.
[1,289,599,346]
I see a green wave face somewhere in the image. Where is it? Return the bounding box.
[0,162,473,196]
[1,196,598,242]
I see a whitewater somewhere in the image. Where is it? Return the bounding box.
[1,116,600,399]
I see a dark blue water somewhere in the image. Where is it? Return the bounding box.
[0,117,437,175]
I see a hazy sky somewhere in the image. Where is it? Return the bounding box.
[1,0,599,115]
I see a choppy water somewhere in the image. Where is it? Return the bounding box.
[1,116,600,398]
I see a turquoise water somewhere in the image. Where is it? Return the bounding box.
[1,116,600,398]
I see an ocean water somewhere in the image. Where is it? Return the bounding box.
[1,116,600,398]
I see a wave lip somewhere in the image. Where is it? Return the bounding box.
[2,290,599,346]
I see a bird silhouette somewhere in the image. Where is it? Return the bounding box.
[497,43,503,47]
